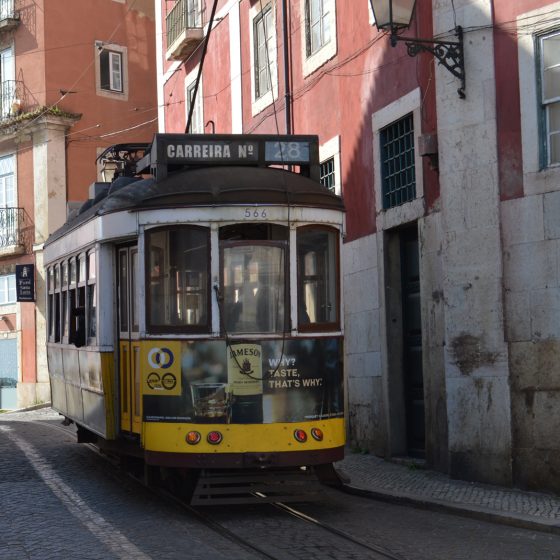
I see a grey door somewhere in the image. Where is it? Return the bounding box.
[401,228,425,457]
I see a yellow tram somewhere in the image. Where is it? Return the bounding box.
[44,134,345,496]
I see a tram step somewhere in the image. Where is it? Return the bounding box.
[190,467,323,505]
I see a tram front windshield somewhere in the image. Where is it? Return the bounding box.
[222,243,286,334]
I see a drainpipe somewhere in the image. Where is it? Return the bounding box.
[282,0,291,134]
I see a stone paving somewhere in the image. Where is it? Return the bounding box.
[336,450,560,530]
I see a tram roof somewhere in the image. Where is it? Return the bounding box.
[46,164,344,245]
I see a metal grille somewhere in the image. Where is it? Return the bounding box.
[380,113,416,209]
[320,157,335,192]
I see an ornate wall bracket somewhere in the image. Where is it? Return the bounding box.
[392,26,466,99]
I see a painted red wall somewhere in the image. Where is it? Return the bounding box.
[160,0,438,241]
[493,0,554,200]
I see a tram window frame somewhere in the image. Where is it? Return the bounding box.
[145,225,211,334]
[72,253,87,348]
[68,257,78,344]
[61,260,69,343]
[47,266,56,342]
[86,250,97,345]
[220,239,289,335]
[53,264,61,342]
[296,225,340,332]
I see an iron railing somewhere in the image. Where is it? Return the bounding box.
[0,80,24,121]
[166,0,202,49]
[0,207,23,248]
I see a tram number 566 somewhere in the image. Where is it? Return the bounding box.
[244,208,267,219]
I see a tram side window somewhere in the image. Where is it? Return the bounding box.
[146,226,210,332]
[70,253,87,348]
[47,267,58,342]
[220,224,288,334]
[61,261,69,341]
[53,265,61,342]
[87,251,97,343]
[297,226,339,328]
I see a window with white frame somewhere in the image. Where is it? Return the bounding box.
[95,42,128,100]
[301,0,337,77]
[305,0,331,56]
[186,79,204,133]
[539,31,560,166]
[254,6,274,99]
[250,1,277,115]
[0,273,15,304]
[319,136,341,195]
[0,153,14,207]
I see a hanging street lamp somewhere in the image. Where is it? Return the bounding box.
[369,0,466,99]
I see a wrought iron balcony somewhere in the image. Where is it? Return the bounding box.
[166,0,204,61]
[0,0,20,31]
[0,80,25,121]
[0,207,23,250]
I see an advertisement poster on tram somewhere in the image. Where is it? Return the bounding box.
[142,338,343,424]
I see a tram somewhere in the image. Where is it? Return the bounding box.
[44,134,345,500]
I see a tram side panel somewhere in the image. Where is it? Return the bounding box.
[47,345,116,439]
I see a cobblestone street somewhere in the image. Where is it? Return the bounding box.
[1,409,559,560]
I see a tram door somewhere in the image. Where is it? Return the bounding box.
[117,246,141,434]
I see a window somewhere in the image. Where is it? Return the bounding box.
[250,1,277,115]
[186,0,202,28]
[186,79,203,133]
[87,251,97,342]
[0,153,14,207]
[380,113,416,209]
[305,0,331,56]
[0,45,15,118]
[254,6,273,99]
[320,157,335,192]
[297,227,338,328]
[100,50,122,92]
[95,42,128,100]
[220,224,288,334]
[147,226,210,333]
[0,273,15,304]
[539,31,560,166]
[301,0,337,76]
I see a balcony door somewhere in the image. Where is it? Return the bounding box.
[0,46,14,118]
[0,154,15,247]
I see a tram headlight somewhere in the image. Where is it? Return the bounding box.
[207,431,223,445]
[293,429,307,443]
[186,431,201,445]
[311,428,324,441]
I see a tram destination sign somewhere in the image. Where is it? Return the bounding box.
[151,134,316,169]
[164,138,259,164]
[15,264,35,302]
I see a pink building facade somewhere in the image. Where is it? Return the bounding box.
[0,0,157,409]
[156,0,560,493]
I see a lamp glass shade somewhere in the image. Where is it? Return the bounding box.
[370,0,416,31]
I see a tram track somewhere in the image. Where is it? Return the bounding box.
[40,418,406,560]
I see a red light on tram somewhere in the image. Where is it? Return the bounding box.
[186,431,201,445]
[207,431,223,445]
[294,429,307,443]
[311,428,324,441]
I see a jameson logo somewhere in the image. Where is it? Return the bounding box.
[227,343,263,396]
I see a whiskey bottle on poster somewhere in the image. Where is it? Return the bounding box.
[227,343,263,423]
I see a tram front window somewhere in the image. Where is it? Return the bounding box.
[297,227,339,328]
[222,243,286,334]
[146,226,209,332]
